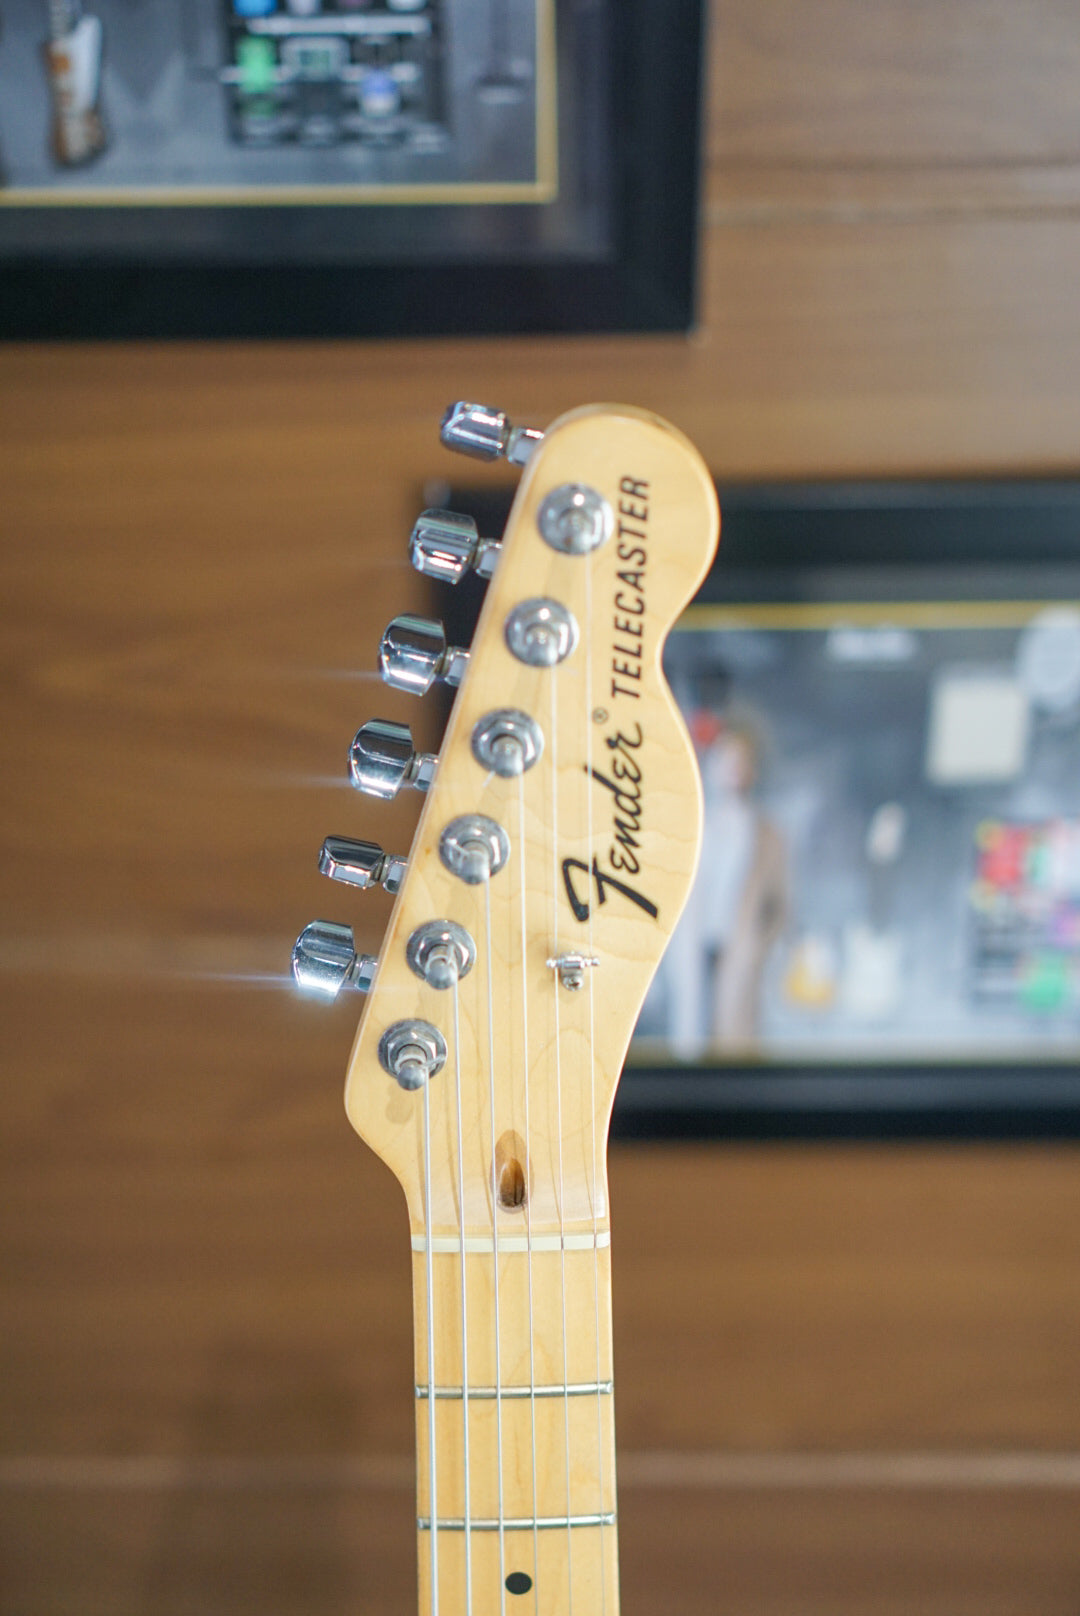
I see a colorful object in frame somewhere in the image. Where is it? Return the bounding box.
[970,818,1080,1015]
[237,36,277,95]
[44,0,107,166]
[222,0,446,148]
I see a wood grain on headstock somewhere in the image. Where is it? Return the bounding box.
[344,404,719,1235]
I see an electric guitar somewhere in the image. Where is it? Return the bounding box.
[293,402,720,1616]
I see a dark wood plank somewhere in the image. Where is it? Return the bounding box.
[6,224,1080,510]
[3,970,1079,1456]
[3,1481,1079,1616]
[623,1485,1080,1616]
[708,0,1080,166]
[705,160,1080,221]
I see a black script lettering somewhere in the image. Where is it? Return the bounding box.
[589,749,644,873]
[588,765,642,825]
[606,723,643,751]
[561,857,659,924]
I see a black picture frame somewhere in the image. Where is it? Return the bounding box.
[0,0,706,339]
[437,477,1080,1141]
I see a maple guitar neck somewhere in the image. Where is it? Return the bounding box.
[294,402,719,1616]
[411,1213,618,1612]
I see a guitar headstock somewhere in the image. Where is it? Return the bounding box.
[294,403,719,1238]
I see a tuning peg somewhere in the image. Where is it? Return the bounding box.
[291,920,377,998]
[440,401,544,467]
[409,509,502,585]
[378,613,469,696]
[349,718,437,799]
[319,836,406,894]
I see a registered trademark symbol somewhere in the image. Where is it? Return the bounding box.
[592,707,608,724]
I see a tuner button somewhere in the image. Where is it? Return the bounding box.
[410,509,475,584]
[291,920,377,998]
[319,836,406,895]
[409,508,503,585]
[378,613,469,696]
[440,401,544,466]
[349,719,438,799]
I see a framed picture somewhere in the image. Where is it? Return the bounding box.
[437,478,1080,1139]
[0,0,706,338]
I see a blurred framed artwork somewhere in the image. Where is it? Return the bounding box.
[439,478,1080,1138]
[0,0,706,337]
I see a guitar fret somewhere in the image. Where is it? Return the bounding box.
[411,1232,611,1254]
[418,1512,616,1532]
[416,1380,614,1400]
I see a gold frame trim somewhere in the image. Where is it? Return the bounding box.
[680,600,1080,632]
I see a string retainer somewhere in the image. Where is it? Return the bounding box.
[547,951,600,992]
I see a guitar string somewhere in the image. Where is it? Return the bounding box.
[451,979,473,1613]
[484,872,507,1616]
[549,668,575,1612]
[422,1051,439,1616]
[517,772,541,1613]
[584,547,609,1616]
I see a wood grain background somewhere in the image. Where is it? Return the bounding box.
[3,3,1080,1610]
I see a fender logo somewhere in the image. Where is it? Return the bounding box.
[561,856,659,923]
[560,720,659,923]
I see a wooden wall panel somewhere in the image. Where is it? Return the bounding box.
[708,0,1080,164]
[4,1485,1080,1616]
[3,0,1080,1609]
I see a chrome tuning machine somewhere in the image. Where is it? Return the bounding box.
[349,719,438,800]
[378,613,468,696]
[292,921,377,998]
[409,509,501,585]
[440,401,544,467]
[319,836,406,894]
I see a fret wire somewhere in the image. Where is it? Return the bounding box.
[411,1232,610,1254]
[419,1513,617,1533]
[416,1381,614,1400]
